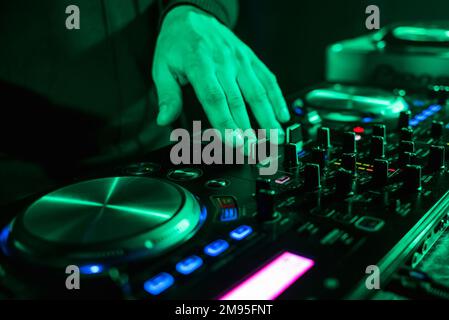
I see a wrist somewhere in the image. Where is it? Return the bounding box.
[163,5,209,24]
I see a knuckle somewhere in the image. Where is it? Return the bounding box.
[247,89,268,105]
[204,87,226,105]
[235,48,251,64]
[190,38,209,56]
[227,94,244,108]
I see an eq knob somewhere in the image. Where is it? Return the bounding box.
[373,159,389,186]
[312,147,328,171]
[429,145,445,171]
[256,189,277,221]
[284,143,298,168]
[372,124,387,142]
[399,151,416,167]
[399,141,415,153]
[336,168,355,196]
[342,132,357,153]
[431,121,444,140]
[371,136,385,159]
[342,153,357,174]
[317,127,331,149]
[403,165,422,191]
[256,177,271,193]
[400,127,414,142]
[304,163,321,191]
[398,110,412,131]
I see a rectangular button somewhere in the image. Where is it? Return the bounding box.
[176,255,203,275]
[275,175,291,185]
[204,239,229,257]
[144,272,174,295]
[355,216,385,232]
[230,225,253,240]
[220,208,238,222]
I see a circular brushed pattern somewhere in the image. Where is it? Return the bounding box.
[8,177,203,266]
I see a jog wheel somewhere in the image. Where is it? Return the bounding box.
[4,177,204,268]
[294,84,409,128]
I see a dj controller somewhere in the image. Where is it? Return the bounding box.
[1,81,449,300]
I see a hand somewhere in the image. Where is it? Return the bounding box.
[152,5,290,145]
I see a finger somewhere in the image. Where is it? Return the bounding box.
[216,72,254,135]
[187,62,244,147]
[252,60,290,123]
[237,66,285,144]
[152,65,183,126]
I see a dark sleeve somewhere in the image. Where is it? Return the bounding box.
[159,0,239,28]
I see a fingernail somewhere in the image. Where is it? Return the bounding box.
[278,130,285,144]
[157,104,170,126]
[281,109,291,122]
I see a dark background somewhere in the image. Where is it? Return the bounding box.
[235,0,449,95]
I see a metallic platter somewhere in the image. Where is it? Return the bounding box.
[6,177,203,267]
[303,84,409,125]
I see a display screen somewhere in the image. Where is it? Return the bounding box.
[219,251,314,300]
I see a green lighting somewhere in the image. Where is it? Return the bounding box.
[308,89,393,106]
[40,196,103,207]
[107,204,172,219]
[331,44,343,52]
[393,26,449,42]
[175,219,191,233]
[104,177,119,203]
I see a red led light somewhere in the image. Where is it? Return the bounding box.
[353,126,365,134]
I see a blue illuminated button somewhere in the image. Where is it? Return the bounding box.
[429,104,442,112]
[80,264,104,275]
[423,110,434,117]
[176,255,203,275]
[362,117,373,123]
[144,272,174,295]
[416,114,427,121]
[220,208,238,222]
[230,225,253,241]
[204,239,229,257]
[294,107,304,116]
[410,119,419,127]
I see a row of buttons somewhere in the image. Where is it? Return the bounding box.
[143,225,253,296]
[410,104,442,127]
[124,164,230,189]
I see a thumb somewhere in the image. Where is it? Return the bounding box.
[153,67,183,126]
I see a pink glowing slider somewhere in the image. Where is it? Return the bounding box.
[219,251,314,300]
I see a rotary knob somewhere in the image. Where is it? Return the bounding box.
[373,159,389,186]
[342,132,357,154]
[371,136,385,159]
[256,189,277,222]
[304,163,321,191]
[428,145,445,171]
[398,110,412,131]
[317,127,331,149]
[403,165,422,191]
[336,168,355,196]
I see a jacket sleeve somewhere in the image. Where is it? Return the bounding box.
[159,0,239,28]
